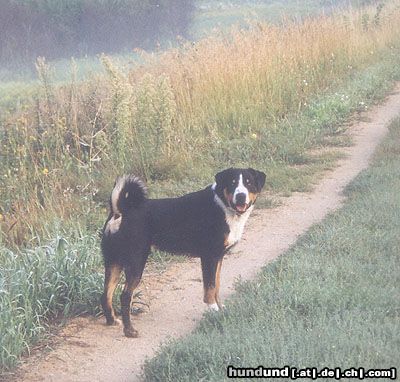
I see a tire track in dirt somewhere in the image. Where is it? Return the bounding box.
[16,84,400,382]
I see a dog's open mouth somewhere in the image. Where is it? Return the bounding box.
[233,203,248,214]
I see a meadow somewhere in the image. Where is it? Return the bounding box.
[144,116,400,381]
[1,0,400,372]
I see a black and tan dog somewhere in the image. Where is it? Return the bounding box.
[101,168,266,337]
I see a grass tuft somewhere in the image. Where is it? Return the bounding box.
[0,229,103,370]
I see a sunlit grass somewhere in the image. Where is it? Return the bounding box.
[143,117,400,382]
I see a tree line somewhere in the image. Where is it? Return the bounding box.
[0,0,195,66]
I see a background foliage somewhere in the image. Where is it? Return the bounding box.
[0,0,195,66]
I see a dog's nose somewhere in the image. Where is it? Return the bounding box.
[235,193,247,205]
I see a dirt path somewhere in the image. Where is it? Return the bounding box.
[17,85,400,382]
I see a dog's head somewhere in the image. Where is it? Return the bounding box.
[214,168,266,214]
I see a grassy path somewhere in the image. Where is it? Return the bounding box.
[14,85,400,382]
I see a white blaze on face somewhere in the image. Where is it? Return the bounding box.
[233,173,249,205]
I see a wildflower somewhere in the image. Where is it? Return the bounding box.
[251,133,258,139]
[42,168,49,175]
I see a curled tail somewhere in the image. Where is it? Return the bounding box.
[105,175,147,235]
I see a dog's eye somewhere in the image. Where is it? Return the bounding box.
[232,179,236,184]
[246,179,251,184]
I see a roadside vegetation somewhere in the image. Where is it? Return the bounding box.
[2,2,400,246]
[144,116,400,381]
[1,0,400,373]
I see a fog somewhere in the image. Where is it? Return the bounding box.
[0,1,195,68]
[0,0,379,73]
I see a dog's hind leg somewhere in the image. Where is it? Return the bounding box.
[201,254,224,311]
[120,265,144,338]
[101,263,123,325]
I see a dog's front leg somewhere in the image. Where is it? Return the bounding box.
[201,254,224,311]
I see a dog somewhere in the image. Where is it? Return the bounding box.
[100,167,266,337]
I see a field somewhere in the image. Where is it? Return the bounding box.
[143,116,400,381]
[192,0,357,38]
[1,0,400,373]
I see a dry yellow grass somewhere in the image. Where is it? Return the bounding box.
[137,3,399,134]
[1,1,400,245]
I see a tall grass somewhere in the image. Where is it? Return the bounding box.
[1,2,400,247]
[0,230,103,370]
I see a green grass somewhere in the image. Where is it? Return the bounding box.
[143,118,400,381]
[0,230,103,370]
[191,0,345,39]
[1,49,400,374]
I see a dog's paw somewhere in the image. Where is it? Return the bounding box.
[124,326,139,338]
[105,317,121,326]
[207,303,220,312]
[110,318,122,326]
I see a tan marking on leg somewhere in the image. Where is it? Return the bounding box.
[203,286,217,304]
[123,276,141,294]
[215,258,223,308]
[102,264,122,324]
[121,273,142,338]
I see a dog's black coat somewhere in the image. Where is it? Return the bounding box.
[101,168,265,337]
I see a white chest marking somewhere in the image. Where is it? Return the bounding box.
[214,193,253,248]
[224,207,253,248]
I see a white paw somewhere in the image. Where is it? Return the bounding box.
[207,303,219,312]
[113,318,122,326]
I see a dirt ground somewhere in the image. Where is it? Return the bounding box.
[14,84,400,382]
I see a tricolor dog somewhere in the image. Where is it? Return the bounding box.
[101,168,266,337]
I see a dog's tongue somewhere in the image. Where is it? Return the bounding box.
[235,204,247,212]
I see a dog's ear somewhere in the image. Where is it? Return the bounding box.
[248,168,266,192]
[215,168,233,186]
